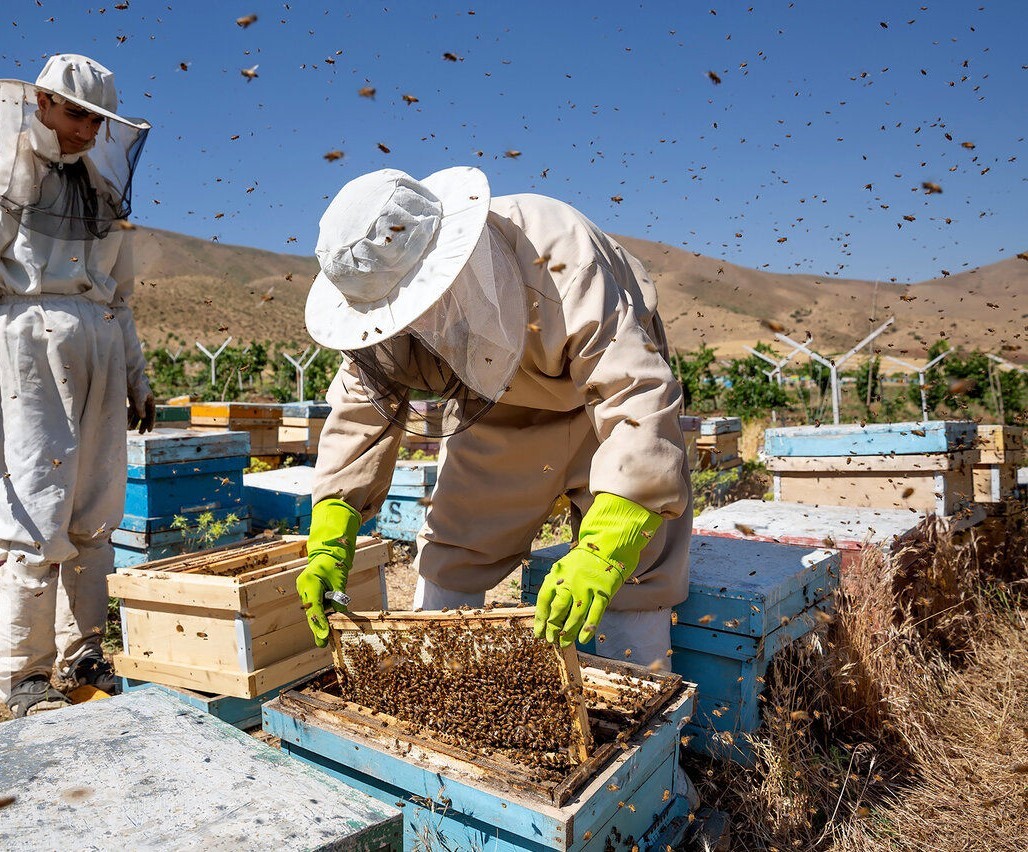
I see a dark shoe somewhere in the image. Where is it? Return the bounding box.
[7,676,71,718]
[66,653,118,694]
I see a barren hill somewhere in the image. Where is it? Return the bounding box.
[129,226,1027,366]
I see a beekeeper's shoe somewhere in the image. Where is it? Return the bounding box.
[6,676,71,718]
[66,653,118,695]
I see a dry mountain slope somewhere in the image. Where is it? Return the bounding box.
[129,226,1027,365]
[131,227,318,347]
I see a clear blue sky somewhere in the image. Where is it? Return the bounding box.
[4,0,1024,283]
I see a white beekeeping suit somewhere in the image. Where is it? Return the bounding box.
[0,54,153,716]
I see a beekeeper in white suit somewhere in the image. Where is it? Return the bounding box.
[297,166,692,669]
[0,54,154,717]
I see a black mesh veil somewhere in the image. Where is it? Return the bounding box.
[0,81,148,241]
[346,334,499,438]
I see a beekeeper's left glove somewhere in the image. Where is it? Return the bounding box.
[296,499,362,647]
[533,493,662,648]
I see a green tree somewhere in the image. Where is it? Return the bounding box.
[669,345,720,412]
[721,346,790,419]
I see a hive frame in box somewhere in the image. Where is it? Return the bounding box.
[327,607,595,764]
[264,658,696,851]
[109,535,390,699]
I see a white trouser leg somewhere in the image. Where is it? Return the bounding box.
[592,608,672,671]
[0,296,127,701]
[0,557,60,701]
[55,537,115,672]
[413,575,486,611]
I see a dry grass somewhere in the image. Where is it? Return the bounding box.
[686,505,1028,851]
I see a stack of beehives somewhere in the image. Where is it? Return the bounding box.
[115,429,250,567]
[277,402,330,457]
[764,420,979,516]
[697,416,743,470]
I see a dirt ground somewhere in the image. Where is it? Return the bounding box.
[383,540,536,611]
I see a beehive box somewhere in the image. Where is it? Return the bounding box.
[154,404,191,426]
[278,401,331,456]
[680,415,701,470]
[522,537,840,765]
[244,462,429,540]
[692,498,927,573]
[117,429,251,567]
[371,459,437,541]
[244,465,319,534]
[0,689,403,851]
[973,425,1025,503]
[119,674,313,730]
[674,536,839,762]
[109,535,391,699]
[191,401,283,456]
[697,417,742,470]
[765,421,978,515]
[264,652,697,851]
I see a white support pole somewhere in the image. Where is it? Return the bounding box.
[884,347,951,422]
[166,346,183,363]
[988,353,1028,375]
[196,337,232,386]
[283,346,321,401]
[832,317,895,422]
[774,332,840,424]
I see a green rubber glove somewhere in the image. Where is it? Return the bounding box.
[533,493,662,648]
[296,499,362,647]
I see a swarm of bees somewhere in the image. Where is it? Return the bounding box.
[331,616,659,776]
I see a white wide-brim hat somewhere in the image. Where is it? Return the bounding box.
[305,166,491,351]
[4,53,148,131]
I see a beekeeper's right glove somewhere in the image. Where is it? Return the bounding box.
[296,499,362,647]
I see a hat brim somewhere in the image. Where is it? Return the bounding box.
[305,166,490,351]
[0,79,151,131]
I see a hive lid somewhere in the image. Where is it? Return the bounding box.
[764,420,977,457]
[126,428,251,465]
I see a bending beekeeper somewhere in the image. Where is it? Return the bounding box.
[0,54,154,717]
[297,167,692,668]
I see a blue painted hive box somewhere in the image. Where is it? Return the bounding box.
[244,464,317,534]
[0,689,403,850]
[264,655,697,851]
[764,420,977,457]
[764,421,979,515]
[370,459,438,541]
[243,460,437,541]
[117,429,251,566]
[522,536,840,764]
[673,535,839,762]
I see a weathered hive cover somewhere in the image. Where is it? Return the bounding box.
[0,690,403,850]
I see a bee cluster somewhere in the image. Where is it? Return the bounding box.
[336,618,579,773]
